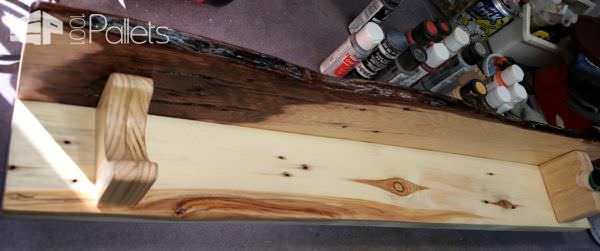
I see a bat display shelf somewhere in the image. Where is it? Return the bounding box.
[4,3,600,230]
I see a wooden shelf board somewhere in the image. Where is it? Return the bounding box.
[3,101,589,230]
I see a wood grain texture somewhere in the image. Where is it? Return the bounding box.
[95,73,158,207]
[16,3,600,165]
[540,151,600,222]
[4,101,590,229]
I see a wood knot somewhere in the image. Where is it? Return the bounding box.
[392,182,405,193]
[484,199,517,209]
[353,177,428,197]
[175,207,188,215]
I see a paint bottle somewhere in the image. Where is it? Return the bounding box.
[452,79,488,108]
[441,26,470,57]
[500,83,528,113]
[483,65,525,114]
[485,85,512,113]
[385,43,449,87]
[486,64,524,90]
[406,20,440,46]
[348,0,404,34]
[376,47,428,84]
[434,19,452,42]
[480,53,505,77]
[348,30,409,79]
[320,22,384,77]
[419,41,489,94]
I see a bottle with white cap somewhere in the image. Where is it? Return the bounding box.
[486,64,525,90]
[382,43,449,87]
[442,26,470,57]
[320,22,384,77]
[485,86,512,113]
[347,29,409,80]
[509,83,528,104]
[498,83,529,113]
[418,41,489,94]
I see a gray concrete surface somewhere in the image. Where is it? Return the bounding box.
[1,0,600,250]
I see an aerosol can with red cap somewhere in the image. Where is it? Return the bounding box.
[320,22,384,77]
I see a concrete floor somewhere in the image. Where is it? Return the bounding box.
[1,0,600,249]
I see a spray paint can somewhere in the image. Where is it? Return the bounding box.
[348,0,404,34]
[376,47,428,84]
[420,41,489,94]
[320,22,384,77]
[389,43,450,87]
[454,0,519,41]
[348,30,409,79]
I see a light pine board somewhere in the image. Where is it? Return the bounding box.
[540,151,600,222]
[3,101,589,229]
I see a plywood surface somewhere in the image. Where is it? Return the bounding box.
[16,3,600,166]
[3,101,589,229]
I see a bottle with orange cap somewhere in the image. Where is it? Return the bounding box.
[484,64,528,114]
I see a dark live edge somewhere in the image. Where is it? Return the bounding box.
[23,3,600,142]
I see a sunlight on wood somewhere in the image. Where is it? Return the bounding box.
[9,100,98,209]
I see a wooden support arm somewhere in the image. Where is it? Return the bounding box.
[540,151,600,222]
[95,73,158,207]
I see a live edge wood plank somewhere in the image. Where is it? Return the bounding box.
[4,101,589,229]
[17,3,600,165]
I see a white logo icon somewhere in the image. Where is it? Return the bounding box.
[25,10,63,45]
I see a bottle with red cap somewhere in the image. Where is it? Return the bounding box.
[406,20,440,47]
[433,19,452,42]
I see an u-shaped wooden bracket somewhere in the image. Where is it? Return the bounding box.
[95,73,158,207]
